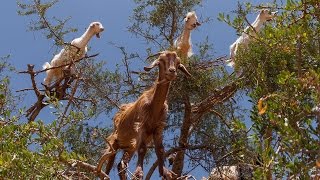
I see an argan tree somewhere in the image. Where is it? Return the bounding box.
[217,0,320,178]
[1,0,319,179]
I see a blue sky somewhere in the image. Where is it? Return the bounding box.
[0,0,274,179]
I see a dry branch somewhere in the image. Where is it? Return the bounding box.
[191,80,240,117]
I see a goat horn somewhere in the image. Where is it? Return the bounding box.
[144,59,159,71]
[145,51,165,61]
[178,64,191,77]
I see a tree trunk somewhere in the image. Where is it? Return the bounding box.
[172,95,192,176]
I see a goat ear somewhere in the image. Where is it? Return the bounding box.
[261,9,268,14]
[144,59,159,71]
[178,64,191,77]
[184,16,188,22]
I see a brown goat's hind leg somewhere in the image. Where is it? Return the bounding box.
[133,143,147,180]
[97,150,115,173]
[117,151,134,180]
[97,139,118,174]
[153,130,175,179]
[105,153,116,174]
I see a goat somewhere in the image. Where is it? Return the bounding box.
[174,11,201,59]
[97,51,191,180]
[227,9,277,67]
[43,21,104,85]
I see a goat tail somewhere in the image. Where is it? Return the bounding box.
[42,62,51,73]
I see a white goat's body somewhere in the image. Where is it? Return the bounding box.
[174,33,193,58]
[227,9,277,67]
[228,32,250,67]
[174,11,200,59]
[42,45,87,85]
[43,22,104,85]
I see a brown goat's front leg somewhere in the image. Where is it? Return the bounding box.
[133,142,147,179]
[153,130,176,180]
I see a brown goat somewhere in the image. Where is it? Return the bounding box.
[97,51,191,180]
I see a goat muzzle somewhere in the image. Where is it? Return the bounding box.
[168,67,176,73]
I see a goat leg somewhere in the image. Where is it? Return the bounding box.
[105,153,116,174]
[153,129,173,179]
[96,150,116,174]
[133,142,147,180]
[162,167,177,180]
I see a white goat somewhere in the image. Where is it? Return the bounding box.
[174,11,201,59]
[43,21,104,86]
[227,9,277,67]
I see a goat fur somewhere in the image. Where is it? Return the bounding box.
[97,51,191,180]
[227,9,277,67]
[174,11,201,59]
[43,21,104,85]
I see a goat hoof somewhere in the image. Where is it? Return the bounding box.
[162,167,177,180]
[133,166,143,180]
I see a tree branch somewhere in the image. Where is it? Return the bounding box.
[146,145,209,180]
[191,79,241,119]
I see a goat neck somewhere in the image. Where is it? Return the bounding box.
[251,14,266,33]
[75,28,96,48]
[180,26,191,45]
[150,63,171,115]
